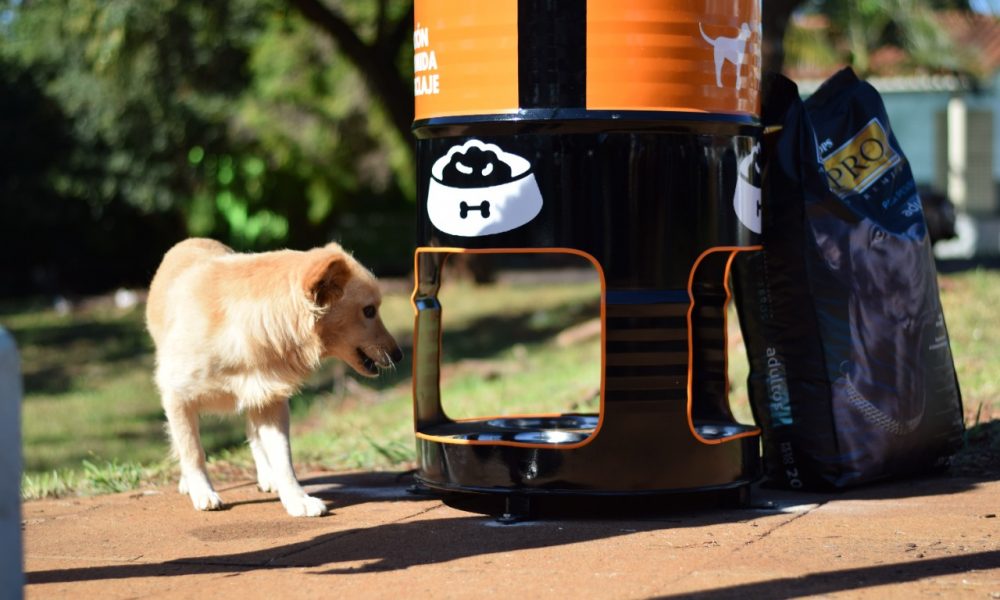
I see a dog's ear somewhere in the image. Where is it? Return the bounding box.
[304,253,352,306]
[808,215,846,273]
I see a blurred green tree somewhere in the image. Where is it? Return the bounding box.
[1,0,415,294]
[785,0,976,77]
[3,0,261,215]
[287,0,413,148]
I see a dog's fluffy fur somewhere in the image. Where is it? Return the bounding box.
[146,238,401,517]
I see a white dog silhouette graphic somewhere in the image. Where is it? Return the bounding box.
[699,22,751,90]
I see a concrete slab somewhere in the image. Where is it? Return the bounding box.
[24,471,1000,599]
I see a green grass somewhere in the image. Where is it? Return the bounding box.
[8,267,1000,499]
[9,305,167,472]
[436,277,601,419]
[938,269,1000,423]
[21,458,172,499]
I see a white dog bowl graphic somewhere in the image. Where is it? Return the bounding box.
[733,144,762,234]
[427,139,544,237]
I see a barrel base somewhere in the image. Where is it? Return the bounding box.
[414,414,762,520]
[412,476,758,521]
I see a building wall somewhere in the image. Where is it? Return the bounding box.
[879,89,944,186]
[878,75,999,201]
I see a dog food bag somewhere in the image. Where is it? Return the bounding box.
[733,69,964,489]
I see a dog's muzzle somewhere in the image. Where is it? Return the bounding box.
[357,346,405,375]
[460,201,490,219]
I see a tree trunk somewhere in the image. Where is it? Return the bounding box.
[762,0,806,76]
[287,0,414,149]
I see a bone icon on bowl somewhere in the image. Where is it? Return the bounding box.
[427,139,543,237]
[460,201,491,219]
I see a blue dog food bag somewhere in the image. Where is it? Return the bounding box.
[733,69,964,489]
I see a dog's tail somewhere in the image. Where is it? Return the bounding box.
[698,22,714,45]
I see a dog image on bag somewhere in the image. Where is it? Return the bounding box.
[146,238,403,517]
[810,212,931,441]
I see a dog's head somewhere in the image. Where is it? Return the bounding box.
[302,243,403,377]
[812,215,929,333]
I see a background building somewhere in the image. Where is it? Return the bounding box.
[789,11,1000,257]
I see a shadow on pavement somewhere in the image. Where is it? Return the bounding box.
[654,551,1000,599]
[26,471,998,590]
[27,512,742,582]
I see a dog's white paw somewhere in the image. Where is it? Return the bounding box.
[190,489,224,511]
[281,493,328,518]
[257,478,277,494]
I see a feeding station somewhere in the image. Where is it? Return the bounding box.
[410,1,764,515]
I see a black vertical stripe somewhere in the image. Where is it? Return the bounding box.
[517,0,586,108]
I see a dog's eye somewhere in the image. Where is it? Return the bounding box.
[363,305,376,319]
[871,228,887,244]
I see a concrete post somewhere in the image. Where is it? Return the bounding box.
[947,94,968,211]
[0,328,23,598]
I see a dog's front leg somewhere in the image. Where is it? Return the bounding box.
[164,397,223,511]
[246,419,276,493]
[248,401,328,517]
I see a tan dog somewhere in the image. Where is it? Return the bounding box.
[146,238,402,517]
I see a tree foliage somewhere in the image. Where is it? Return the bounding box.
[788,0,976,77]
[4,0,260,212]
[1,0,415,294]
[287,0,413,147]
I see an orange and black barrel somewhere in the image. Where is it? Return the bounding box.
[411,0,764,507]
